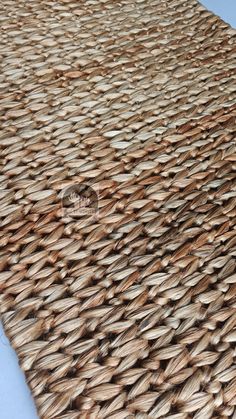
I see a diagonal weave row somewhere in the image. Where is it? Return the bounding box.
[0,0,236,418]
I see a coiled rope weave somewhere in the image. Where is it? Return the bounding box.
[0,0,236,418]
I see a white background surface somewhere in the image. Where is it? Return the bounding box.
[0,324,38,418]
[201,0,236,27]
[0,2,235,419]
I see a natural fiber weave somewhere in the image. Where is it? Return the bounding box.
[0,0,236,417]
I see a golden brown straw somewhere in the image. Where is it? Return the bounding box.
[0,0,236,417]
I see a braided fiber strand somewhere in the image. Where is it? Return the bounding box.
[0,0,236,417]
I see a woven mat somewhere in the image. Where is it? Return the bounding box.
[1,0,236,418]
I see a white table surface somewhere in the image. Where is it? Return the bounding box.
[201,0,236,27]
[0,324,38,419]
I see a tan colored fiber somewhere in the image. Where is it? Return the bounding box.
[0,0,236,418]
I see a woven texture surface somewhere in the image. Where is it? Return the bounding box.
[1,0,236,418]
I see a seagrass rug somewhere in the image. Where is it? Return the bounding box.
[0,0,236,417]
